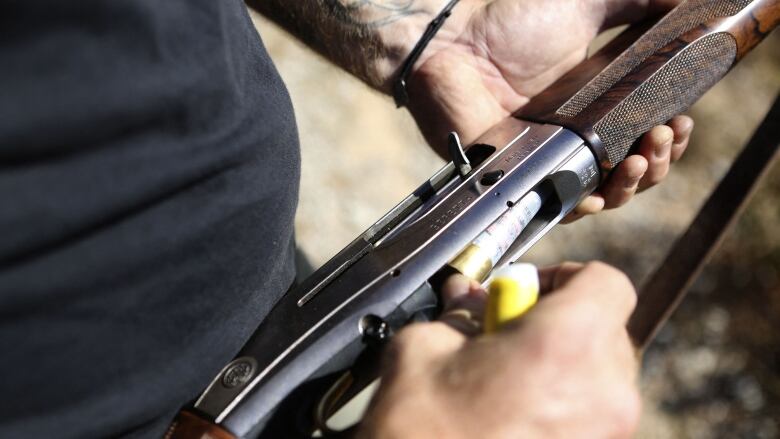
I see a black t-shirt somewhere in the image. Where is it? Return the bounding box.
[0,1,300,437]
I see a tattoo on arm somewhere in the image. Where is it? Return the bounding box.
[328,0,426,28]
[247,0,436,89]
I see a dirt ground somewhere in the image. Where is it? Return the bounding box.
[252,12,780,438]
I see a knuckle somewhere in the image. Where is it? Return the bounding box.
[560,261,585,271]
[388,322,460,363]
[582,260,612,275]
[535,306,602,362]
[607,388,642,438]
[392,324,429,347]
[672,115,694,136]
[538,331,592,365]
[611,193,632,208]
[671,141,688,161]
[673,138,690,151]
[387,325,429,361]
[582,262,637,312]
[646,166,669,185]
[602,189,624,208]
[586,261,632,288]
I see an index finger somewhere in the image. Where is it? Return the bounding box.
[537,261,637,325]
[538,262,585,293]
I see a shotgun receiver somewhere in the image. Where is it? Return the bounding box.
[168,0,779,437]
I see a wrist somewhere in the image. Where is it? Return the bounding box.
[373,0,482,94]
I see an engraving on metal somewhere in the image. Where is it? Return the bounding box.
[429,195,474,231]
[578,162,599,187]
[221,358,256,389]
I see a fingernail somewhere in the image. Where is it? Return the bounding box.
[671,121,692,145]
[654,138,672,159]
[682,118,695,135]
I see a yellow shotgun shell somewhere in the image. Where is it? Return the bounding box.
[484,264,539,334]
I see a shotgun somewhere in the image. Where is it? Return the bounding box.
[167,0,779,437]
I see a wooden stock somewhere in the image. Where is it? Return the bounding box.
[164,411,236,439]
[518,0,780,169]
[732,0,780,58]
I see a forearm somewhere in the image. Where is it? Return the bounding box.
[247,0,479,92]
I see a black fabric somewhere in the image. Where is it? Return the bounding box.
[0,1,300,438]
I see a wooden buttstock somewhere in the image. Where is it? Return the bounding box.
[517,0,780,169]
[164,410,236,439]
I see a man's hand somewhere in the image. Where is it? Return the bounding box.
[359,262,640,439]
[405,0,693,219]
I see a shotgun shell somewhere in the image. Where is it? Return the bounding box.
[448,190,544,282]
[484,264,540,334]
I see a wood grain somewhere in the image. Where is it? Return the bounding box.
[164,411,236,439]
[516,0,779,169]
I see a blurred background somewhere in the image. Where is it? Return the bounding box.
[251,12,780,438]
